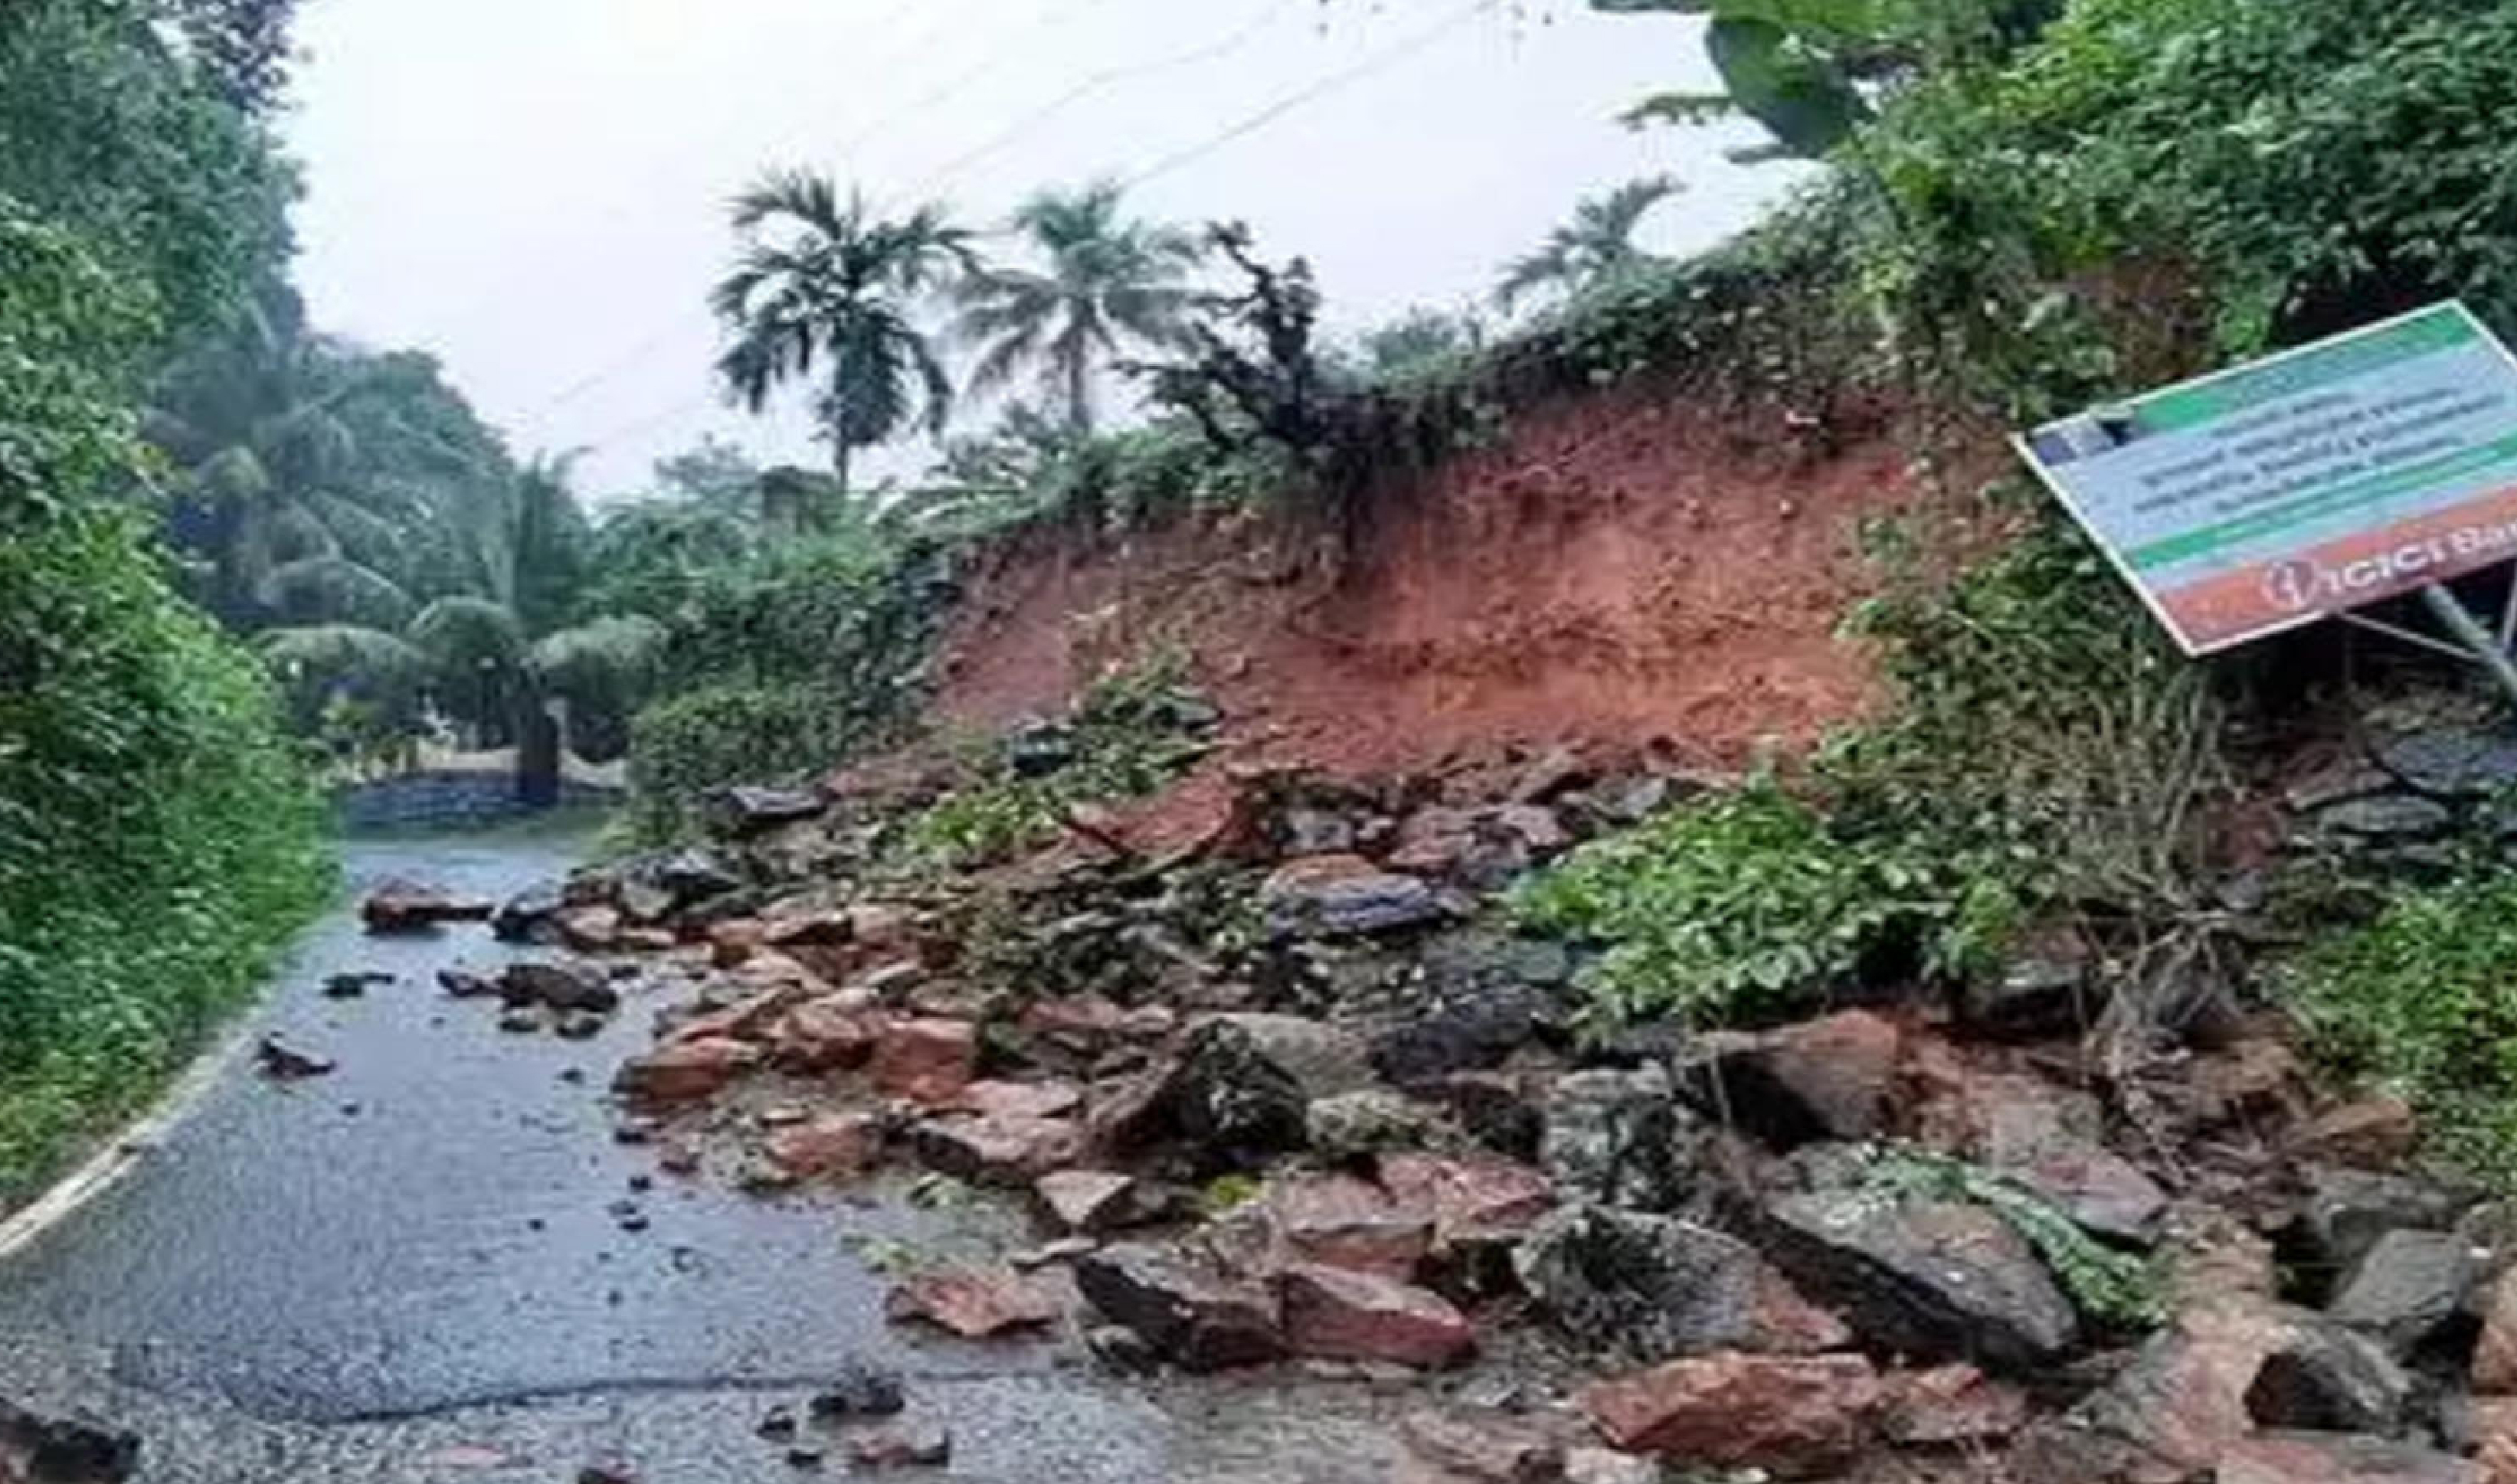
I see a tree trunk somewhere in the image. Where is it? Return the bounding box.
[1066,353,1094,437]
[514,693,561,809]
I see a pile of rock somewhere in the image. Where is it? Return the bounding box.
[448,708,2517,1482]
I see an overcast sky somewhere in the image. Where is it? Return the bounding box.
[285,0,1803,499]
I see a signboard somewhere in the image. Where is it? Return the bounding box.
[2015,302,2517,655]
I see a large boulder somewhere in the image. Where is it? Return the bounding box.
[613,1037,761,1103]
[2016,1299,2408,1483]
[491,880,565,943]
[1542,1067,1713,1214]
[499,959,618,1013]
[1127,1014,1375,1164]
[1683,1010,1901,1148]
[906,1114,1084,1187]
[1275,1263,1476,1368]
[361,880,494,933]
[2327,1228,2478,1357]
[2474,1266,2517,1394]
[710,785,825,834]
[1580,1352,1880,1476]
[868,1018,978,1106]
[1262,1172,1432,1280]
[2299,1166,2472,1274]
[1073,1244,1285,1372]
[1920,1069,2165,1244]
[1759,1188,2079,1371]
[1258,855,1448,939]
[1515,1205,1810,1363]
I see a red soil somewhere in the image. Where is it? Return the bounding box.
[928,387,1922,784]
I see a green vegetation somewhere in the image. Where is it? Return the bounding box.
[1514,780,1979,1026]
[2281,874,2517,1182]
[1495,176,1682,311]
[886,662,1214,874]
[1867,1146,2165,1328]
[0,0,329,1201]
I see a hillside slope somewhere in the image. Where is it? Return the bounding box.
[930,390,1910,779]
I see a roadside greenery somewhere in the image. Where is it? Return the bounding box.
[0,0,329,1203]
[2280,873,2517,1182]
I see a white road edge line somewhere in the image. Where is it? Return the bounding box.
[0,1011,268,1262]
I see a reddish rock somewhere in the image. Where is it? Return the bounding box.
[1019,997,1129,1048]
[2015,1298,2393,1482]
[1581,1351,1880,1473]
[1264,1172,1432,1280]
[557,906,623,952]
[766,1113,884,1178]
[618,926,678,953]
[2473,1396,2517,1484]
[770,995,881,1072]
[669,986,800,1046]
[614,1037,760,1103]
[1035,1170,1158,1235]
[870,1018,978,1104]
[1277,1263,1476,1368]
[361,881,493,933]
[883,1268,1059,1339]
[844,1424,951,1469]
[1399,1408,1561,1483]
[1691,1009,1899,1146]
[2217,1431,2475,1484]
[954,1080,1083,1120]
[1926,1069,2167,1243]
[708,917,765,968]
[1879,1363,2029,1445]
[909,1114,1084,1185]
[2479,1267,2517,1394]
[1379,1154,1553,1251]
[1073,1243,1285,1371]
[2289,1097,2421,1170]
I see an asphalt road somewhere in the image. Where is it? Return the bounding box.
[0,824,1409,1483]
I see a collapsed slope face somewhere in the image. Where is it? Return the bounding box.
[931,390,1913,778]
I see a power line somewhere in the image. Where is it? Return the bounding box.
[839,0,1129,165]
[565,0,1504,460]
[1121,0,1500,191]
[908,0,1293,202]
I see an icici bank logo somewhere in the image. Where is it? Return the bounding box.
[2263,558,2322,612]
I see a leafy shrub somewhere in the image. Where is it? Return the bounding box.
[625,682,849,838]
[2280,871,2517,1182]
[1866,1146,2164,1329]
[0,183,327,1201]
[1514,780,1971,1027]
[0,504,329,1198]
[890,662,1213,872]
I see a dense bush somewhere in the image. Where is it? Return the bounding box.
[2282,873,2517,1182]
[0,185,326,1200]
[625,682,851,837]
[1513,780,1982,1028]
[0,507,327,1194]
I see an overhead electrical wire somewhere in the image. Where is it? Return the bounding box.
[567,0,1501,456]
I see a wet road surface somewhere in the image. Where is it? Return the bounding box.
[0,824,1412,1482]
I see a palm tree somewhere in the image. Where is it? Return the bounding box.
[1495,176,1684,312]
[711,170,977,495]
[955,180,1203,435]
[259,458,664,800]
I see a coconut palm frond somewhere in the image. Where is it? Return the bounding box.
[529,616,667,708]
[257,554,417,630]
[407,594,527,673]
[257,623,428,686]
